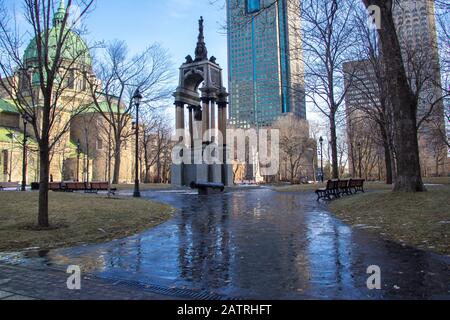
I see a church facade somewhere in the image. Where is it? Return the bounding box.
[0,2,135,185]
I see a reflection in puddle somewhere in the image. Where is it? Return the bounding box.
[1,189,449,299]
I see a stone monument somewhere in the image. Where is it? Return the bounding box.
[172,17,233,187]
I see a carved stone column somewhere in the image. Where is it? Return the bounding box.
[218,103,228,152]
[210,100,216,143]
[201,98,210,144]
[175,102,185,142]
[187,106,194,148]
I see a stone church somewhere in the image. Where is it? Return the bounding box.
[0,1,134,184]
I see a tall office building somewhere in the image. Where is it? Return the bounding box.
[344,0,448,176]
[393,0,444,122]
[227,0,306,128]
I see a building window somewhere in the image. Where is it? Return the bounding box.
[67,69,75,89]
[97,139,103,150]
[246,0,260,14]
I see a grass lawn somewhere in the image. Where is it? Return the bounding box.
[272,177,450,193]
[0,191,174,252]
[329,187,450,256]
[113,183,173,191]
[272,181,394,193]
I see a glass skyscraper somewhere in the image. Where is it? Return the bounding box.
[227,0,306,128]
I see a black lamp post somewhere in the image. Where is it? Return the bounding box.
[133,88,143,198]
[76,139,81,182]
[6,132,17,182]
[358,142,363,178]
[21,115,31,191]
[319,136,324,183]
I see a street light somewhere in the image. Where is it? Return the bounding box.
[358,142,363,178]
[76,139,81,182]
[132,88,143,198]
[6,132,17,182]
[319,136,324,183]
[21,114,32,191]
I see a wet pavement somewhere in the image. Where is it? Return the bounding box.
[0,188,449,300]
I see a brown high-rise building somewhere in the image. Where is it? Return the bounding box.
[344,0,448,178]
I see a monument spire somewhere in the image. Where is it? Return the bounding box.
[194,16,208,62]
[53,0,67,26]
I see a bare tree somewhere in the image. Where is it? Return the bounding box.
[434,0,450,151]
[274,115,314,184]
[86,40,173,184]
[140,111,173,183]
[345,9,396,184]
[287,0,358,179]
[360,0,428,192]
[0,0,94,227]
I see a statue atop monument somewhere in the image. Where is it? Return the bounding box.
[195,16,208,62]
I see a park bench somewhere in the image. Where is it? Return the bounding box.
[49,182,65,192]
[349,179,365,194]
[315,180,340,201]
[65,182,89,192]
[88,182,117,194]
[338,179,351,196]
[190,182,225,195]
[0,182,20,191]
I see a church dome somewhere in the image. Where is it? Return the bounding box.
[23,1,92,67]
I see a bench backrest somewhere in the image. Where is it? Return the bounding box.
[65,182,87,190]
[90,182,109,190]
[325,180,334,189]
[49,182,62,190]
[349,179,365,187]
[331,180,340,189]
[0,182,19,188]
[338,180,349,188]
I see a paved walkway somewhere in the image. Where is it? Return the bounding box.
[0,263,186,300]
[0,188,449,300]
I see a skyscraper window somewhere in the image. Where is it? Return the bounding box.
[228,0,306,128]
[246,0,260,14]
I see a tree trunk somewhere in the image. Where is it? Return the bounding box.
[156,151,162,183]
[330,113,339,179]
[112,139,122,184]
[363,0,425,192]
[143,142,151,183]
[38,141,50,228]
[380,124,393,185]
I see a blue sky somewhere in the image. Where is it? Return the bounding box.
[84,0,228,76]
[5,0,320,123]
[6,0,228,82]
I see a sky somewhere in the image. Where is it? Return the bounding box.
[4,0,322,126]
[5,0,228,82]
[84,0,228,78]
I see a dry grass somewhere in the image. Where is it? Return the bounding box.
[329,187,450,255]
[0,192,174,252]
[272,181,394,193]
[272,177,450,193]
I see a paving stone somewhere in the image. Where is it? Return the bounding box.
[0,264,185,300]
[0,290,14,299]
[3,295,36,300]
